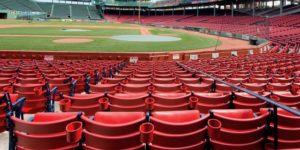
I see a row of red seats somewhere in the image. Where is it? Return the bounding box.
[59,82,300,114]
[7,108,300,150]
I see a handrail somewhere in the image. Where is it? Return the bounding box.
[176,61,300,117]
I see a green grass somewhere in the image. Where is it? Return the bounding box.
[0,21,221,52]
[0,31,220,52]
[0,27,140,36]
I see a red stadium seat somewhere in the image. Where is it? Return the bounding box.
[60,93,104,116]
[184,83,211,92]
[233,92,270,112]
[208,109,268,150]
[261,108,300,149]
[14,84,48,113]
[82,112,145,149]
[0,94,19,132]
[192,92,230,113]
[149,110,208,150]
[152,83,182,93]
[122,83,150,93]
[127,78,151,84]
[108,93,149,111]
[89,83,118,94]
[242,83,267,92]
[11,112,80,149]
[267,83,292,92]
[152,93,190,111]
[272,91,300,107]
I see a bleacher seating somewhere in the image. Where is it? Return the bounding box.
[0,0,102,20]
[88,6,102,20]
[37,2,53,16]
[51,3,70,19]
[36,2,102,20]
[15,0,42,12]
[105,14,300,48]
[0,0,31,12]
[71,5,89,19]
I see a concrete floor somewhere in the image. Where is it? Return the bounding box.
[0,131,8,150]
[0,102,61,149]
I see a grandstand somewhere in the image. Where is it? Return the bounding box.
[0,0,300,150]
[104,0,300,52]
[0,0,102,20]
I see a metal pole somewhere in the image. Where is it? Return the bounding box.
[176,62,300,117]
[231,2,234,16]
[252,0,255,16]
[280,0,283,16]
[138,0,141,24]
[172,8,174,16]
[213,5,216,16]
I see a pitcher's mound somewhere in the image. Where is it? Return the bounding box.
[53,38,94,43]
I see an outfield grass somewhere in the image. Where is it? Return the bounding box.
[0,21,221,52]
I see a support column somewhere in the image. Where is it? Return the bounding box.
[133,8,135,16]
[196,7,199,16]
[163,10,165,16]
[252,0,255,16]
[119,9,121,16]
[213,5,216,16]
[172,8,174,16]
[155,9,157,16]
[231,2,234,16]
[183,7,185,16]
[272,0,275,8]
[280,0,283,15]
[148,9,150,16]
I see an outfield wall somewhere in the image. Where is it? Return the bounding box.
[0,10,18,19]
[0,10,45,19]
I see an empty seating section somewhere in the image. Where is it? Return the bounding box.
[37,2,53,16]
[1,52,300,149]
[34,2,102,20]
[0,0,101,20]
[15,0,42,12]
[88,6,102,20]
[72,5,89,19]
[0,0,31,12]
[51,4,70,19]
[105,14,300,49]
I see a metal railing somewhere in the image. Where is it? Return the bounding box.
[176,61,300,149]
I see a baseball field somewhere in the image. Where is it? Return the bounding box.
[0,20,221,52]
